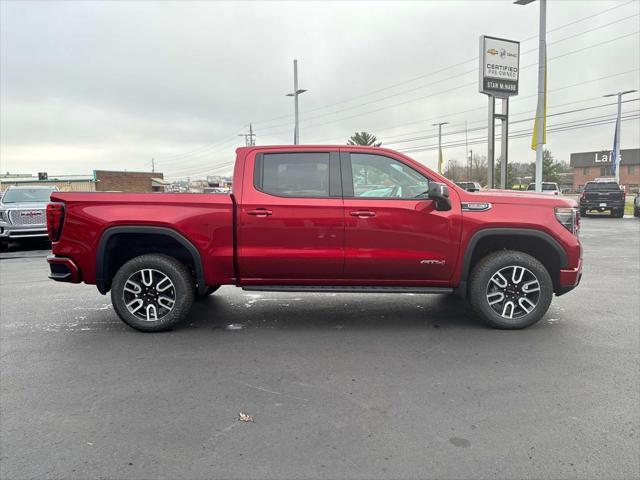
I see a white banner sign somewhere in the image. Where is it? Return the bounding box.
[479,35,520,97]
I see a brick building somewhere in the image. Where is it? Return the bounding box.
[570,148,640,192]
[94,170,167,192]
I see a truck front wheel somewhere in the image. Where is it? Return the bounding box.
[111,253,195,332]
[468,250,553,329]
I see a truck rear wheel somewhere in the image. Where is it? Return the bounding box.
[111,253,195,332]
[468,250,553,329]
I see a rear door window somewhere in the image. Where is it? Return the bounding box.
[256,153,331,198]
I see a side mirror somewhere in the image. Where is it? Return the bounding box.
[428,182,451,211]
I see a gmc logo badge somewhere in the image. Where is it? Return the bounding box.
[20,211,42,217]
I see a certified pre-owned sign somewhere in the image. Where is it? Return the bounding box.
[479,35,520,97]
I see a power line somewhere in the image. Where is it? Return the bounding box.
[154,125,247,161]
[260,34,640,140]
[158,2,639,168]
[250,0,637,128]
[384,98,639,146]
[165,110,639,179]
[399,113,640,154]
[301,68,640,144]
[258,16,639,134]
[165,86,640,178]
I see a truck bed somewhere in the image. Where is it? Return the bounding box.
[50,192,236,287]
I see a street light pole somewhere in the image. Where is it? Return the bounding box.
[603,89,637,183]
[534,0,546,193]
[432,122,448,174]
[515,0,546,192]
[286,59,308,145]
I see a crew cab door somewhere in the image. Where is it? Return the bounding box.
[237,149,344,281]
[341,150,459,283]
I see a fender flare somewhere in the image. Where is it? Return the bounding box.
[455,228,568,298]
[95,225,206,295]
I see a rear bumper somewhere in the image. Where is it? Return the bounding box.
[556,258,582,296]
[580,201,625,210]
[47,255,81,283]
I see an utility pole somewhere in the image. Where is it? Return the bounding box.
[515,0,546,192]
[248,123,255,146]
[432,122,448,174]
[464,120,469,180]
[286,59,308,145]
[603,89,637,183]
[152,158,155,173]
[238,123,256,146]
[468,149,473,181]
[534,0,546,193]
[500,98,510,189]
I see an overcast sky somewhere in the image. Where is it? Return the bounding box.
[1,0,639,179]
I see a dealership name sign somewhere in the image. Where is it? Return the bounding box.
[479,36,520,97]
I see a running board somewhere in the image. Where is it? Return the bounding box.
[241,285,453,294]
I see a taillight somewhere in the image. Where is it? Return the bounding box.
[46,202,65,241]
[555,207,579,236]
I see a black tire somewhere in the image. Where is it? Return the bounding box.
[616,209,625,218]
[634,207,640,218]
[196,285,220,299]
[579,207,586,217]
[111,253,195,332]
[468,250,553,329]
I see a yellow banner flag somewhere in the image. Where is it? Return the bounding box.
[531,47,547,150]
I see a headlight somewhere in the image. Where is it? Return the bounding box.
[0,210,7,223]
[555,207,579,235]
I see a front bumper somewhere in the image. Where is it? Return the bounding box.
[556,258,582,296]
[47,255,81,283]
[0,224,48,239]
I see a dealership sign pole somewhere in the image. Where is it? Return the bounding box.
[479,35,520,189]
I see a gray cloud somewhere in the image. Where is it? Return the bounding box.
[1,0,639,178]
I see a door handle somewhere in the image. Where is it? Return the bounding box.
[349,210,376,218]
[247,208,273,217]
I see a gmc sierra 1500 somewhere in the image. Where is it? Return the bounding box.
[46,145,582,331]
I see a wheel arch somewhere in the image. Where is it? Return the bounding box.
[456,228,568,298]
[96,226,206,295]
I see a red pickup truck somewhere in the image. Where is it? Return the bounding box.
[46,145,582,331]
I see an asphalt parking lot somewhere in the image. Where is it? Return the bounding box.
[1,217,638,480]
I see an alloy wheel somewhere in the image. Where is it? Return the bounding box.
[122,268,176,321]
[485,265,541,320]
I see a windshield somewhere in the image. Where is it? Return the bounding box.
[1,188,55,203]
[584,182,619,191]
[527,183,557,191]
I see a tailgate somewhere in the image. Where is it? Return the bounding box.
[585,190,623,202]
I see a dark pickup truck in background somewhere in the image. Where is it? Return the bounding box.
[579,180,626,217]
